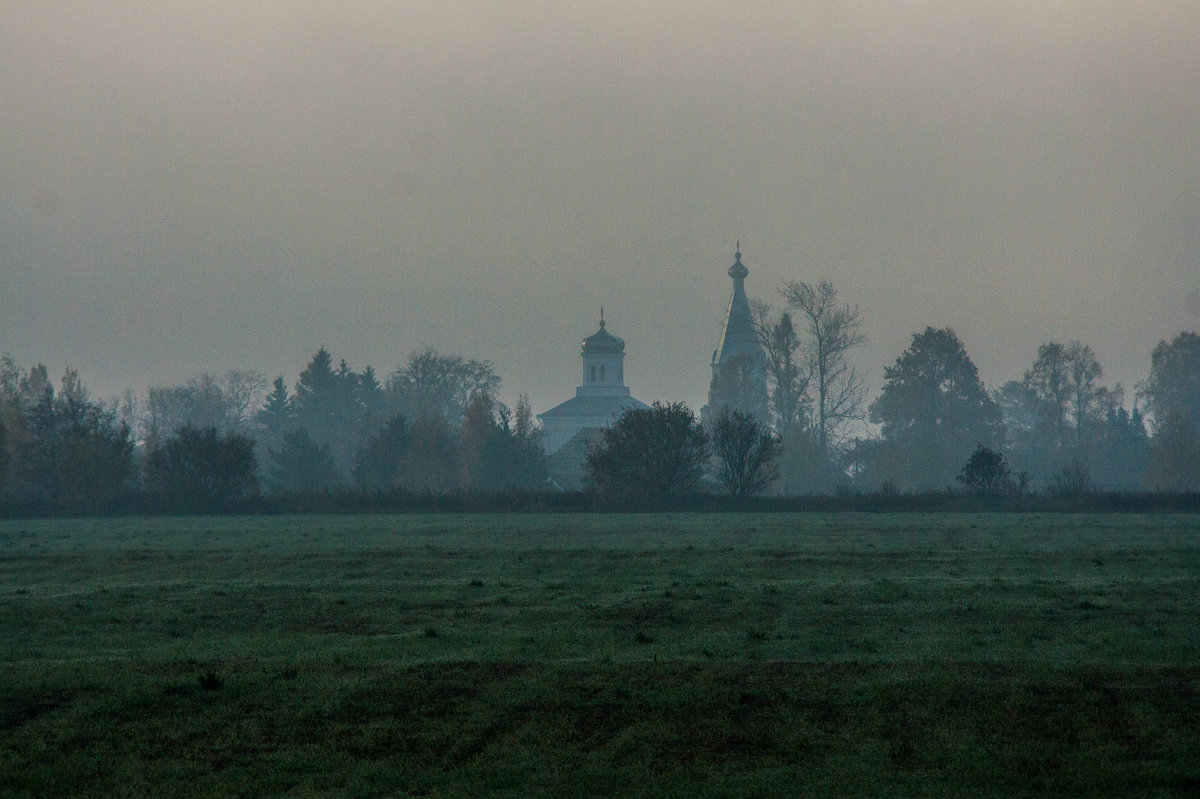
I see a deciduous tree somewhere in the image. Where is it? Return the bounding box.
[388,348,500,424]
[145,425,258,506]
[146,374,230,437]
[1138,331,1200,490]
[460,392,547,491]
[780,280,865,459]
[868,327,1000,490]
[585,402,709,504]
[709,407,780,497]
[1138,331,1200,426]
[222,370,268,434]
[751,303,809,438]
[20,368,134,502]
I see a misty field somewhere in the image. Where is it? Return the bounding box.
[2,514,1199,797]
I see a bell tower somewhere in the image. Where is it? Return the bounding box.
[703,244,768,422]
[578,308,630,397]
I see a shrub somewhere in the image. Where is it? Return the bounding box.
[956,445,1014,495]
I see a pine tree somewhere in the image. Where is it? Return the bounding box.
[268,428,340,493]
[255,377,295,465]
[294,349,360,471]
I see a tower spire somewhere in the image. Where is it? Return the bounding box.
[705,245,767,422]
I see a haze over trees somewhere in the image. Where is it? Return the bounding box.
[265,347,543,494]
[146,371,268,441]
[0,342,549,506]
[269,428,340,493]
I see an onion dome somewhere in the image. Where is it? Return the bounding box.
[581,309,625,354]
[728,243,748,282]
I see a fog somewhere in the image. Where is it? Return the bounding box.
[3,2,1197,415]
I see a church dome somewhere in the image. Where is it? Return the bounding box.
[581,314,624,354]
[728,248,748,281]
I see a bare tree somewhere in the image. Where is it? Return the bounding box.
[222,370,268,433]
[751,301,809,438]
[1063,341,1119,452]
[146,374,230,436]
[1023,342,1071,451]
[709,407,781,497]
[780,280,866,459]
[1024,340,1113,455]
[388,348,501,424]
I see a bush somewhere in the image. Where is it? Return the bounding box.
[146,425,258,507]
[709,407,780,497]
[956,445,1015,495]
[585,402,709,505]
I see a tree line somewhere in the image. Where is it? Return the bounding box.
[1,312,1197,510]
[0,347,545,509]
[714,279,1197,496]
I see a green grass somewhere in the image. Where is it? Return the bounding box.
[2,513,1199,796]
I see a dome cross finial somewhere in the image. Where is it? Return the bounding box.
[600,306,605,328]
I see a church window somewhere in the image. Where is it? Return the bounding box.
[590,365,596,383]
[599,364,606,382]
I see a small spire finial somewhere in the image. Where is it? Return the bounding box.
[600,306,605,328]
[736,239,741,258]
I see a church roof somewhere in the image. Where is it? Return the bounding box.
[581,313,625,354]
[712,247,763,366]
[538,393,648,421]
[544,428,605,491]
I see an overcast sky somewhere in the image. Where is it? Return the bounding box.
[3,2,1198,418]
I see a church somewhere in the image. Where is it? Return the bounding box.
[538,247,767,489]
[537,310,649,489]
[702,244,768,423]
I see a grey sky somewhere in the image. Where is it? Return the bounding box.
[3,2,1198,418]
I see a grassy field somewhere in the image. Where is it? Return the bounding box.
[2,513,1199,797]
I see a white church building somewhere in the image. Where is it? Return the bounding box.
[536,248,763,489]
[537,311,648,488]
